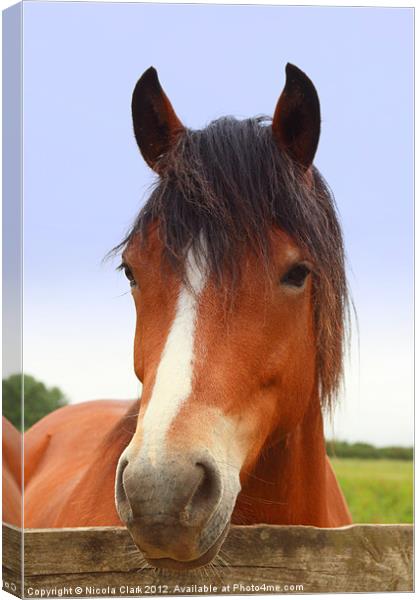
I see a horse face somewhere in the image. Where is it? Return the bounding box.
[115,225,316,568]
[116,64,323,569]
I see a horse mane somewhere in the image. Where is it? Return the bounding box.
[116,116,349,411]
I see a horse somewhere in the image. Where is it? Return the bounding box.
[23,63,351,570]
[3,416,21,526]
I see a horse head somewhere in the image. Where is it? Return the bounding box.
[115,64,347,569]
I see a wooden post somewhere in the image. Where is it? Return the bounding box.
[2,523,413,596]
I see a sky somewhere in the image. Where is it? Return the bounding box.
[18,2,413,446]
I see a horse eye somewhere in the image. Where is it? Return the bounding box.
[281,264,311,288]
[121,264,136,288]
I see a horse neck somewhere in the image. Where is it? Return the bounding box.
[55,401,140,527]
[233,394,332,527]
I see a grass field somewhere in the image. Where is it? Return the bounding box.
[331,458,413,524]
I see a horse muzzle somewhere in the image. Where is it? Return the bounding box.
[115,448,238,569]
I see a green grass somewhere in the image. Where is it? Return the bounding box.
[331,458,413,524]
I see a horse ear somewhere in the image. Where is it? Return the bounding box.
[272,63,321,170]
[131,67,185,171]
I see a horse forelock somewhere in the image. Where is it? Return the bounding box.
[116,116,349,411]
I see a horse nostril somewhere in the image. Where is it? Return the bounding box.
[115,457,130,513]
[182,460,222,526]
[195,462,214,500]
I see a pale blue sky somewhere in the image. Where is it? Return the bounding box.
[21,2,413,445]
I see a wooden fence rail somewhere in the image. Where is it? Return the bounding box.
[2,523,413,597]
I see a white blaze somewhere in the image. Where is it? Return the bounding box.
[141,250,205,462]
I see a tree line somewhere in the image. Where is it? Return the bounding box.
[326,440,413,461]
[2,373,68,430]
